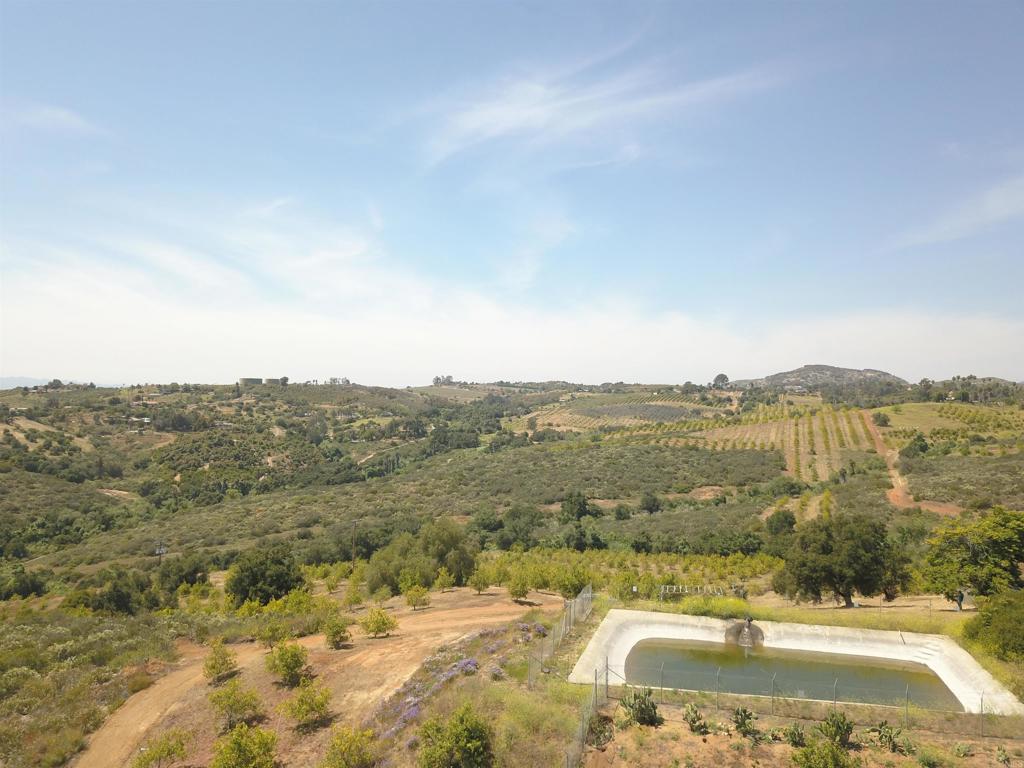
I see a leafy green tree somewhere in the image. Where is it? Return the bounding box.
[323,615,353,649]
[899,432,929,459]
[508,571,530,602]
[713,373,730,389]
[203,638,238,684]
[468,569,490,595]
[405,584,431,610]
[766,508,796,536]
[360,607,398,638]
[265,642,308,686]
[925,508,1024,607]
[320,726,378,768]
[638,491,662,514]
[132,728,189,768]
[225,543,303,607]
[871,412,890,427]
[560,490,595,522]
[774,513,888,607]
[418,703,494,768]
[433,566,455,593]
[964,589,1024,660]
[210,724,277,768]
[209,679,264,729]
[280,679,332,731]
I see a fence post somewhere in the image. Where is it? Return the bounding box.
[605,656,609,698]
[904,684,909,728]
[832,678,838,710]
[771,673,776,715]
[594,668,598,704]
[716,667,721,710]
[660,663,665,703]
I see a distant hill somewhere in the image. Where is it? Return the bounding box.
[733,364,907,391]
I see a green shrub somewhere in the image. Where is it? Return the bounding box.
[682,703,709,735]
[324,615,353,649]
[620,687,663,727]
[320,725,378,768]
[265,642,308,686]
[867,721,911,754]
[132,728,189,768]
[731,707,759,739]
[792,740,857,768]
[360,608,398,638]
[784,723,806,747]
[280,679,331,731]
[916,746,950,768]
[816,710,854,748]
[203,638,238,684]
[964,589,1024,661]
[418,702,494,768]
[209,679,264,729]
[210,724,277,768]
[952,743,973,758]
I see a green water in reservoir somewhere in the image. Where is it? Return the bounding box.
[624,639,963,711]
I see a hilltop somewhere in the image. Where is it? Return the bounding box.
[733,364,908,391]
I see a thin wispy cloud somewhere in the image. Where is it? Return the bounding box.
[425,62,780,164]
[888,174,1024,250]
[12,104,103,136]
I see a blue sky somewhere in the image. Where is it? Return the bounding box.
[2,1,1022,385]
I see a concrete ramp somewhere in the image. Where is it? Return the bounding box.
[569,609,1024,716]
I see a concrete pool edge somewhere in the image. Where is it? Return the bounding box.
[568,609,1024,716]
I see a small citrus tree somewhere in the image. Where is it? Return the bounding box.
[321,725,377,768]
[360,607,398,638]
[209,679,264,729]
[468,569,490,595]
[203,638,238,684]
[280,679,332,731]
[508,572,530,602]
[210,724,277,768]
[265,642,308,686]
[433,567,455,593]
[405,585,431,610]
[323,615,353,649]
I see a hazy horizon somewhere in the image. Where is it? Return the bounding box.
[2,2,1023,384]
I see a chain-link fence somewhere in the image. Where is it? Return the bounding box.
[527,584,593,689]
[564,667,606,768]
[594,660,1024,740]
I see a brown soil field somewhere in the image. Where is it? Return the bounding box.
[71,587,562,768]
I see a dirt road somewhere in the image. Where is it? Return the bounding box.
[73,587,562,768]
[861,411,961,516]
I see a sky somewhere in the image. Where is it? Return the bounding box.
[1,1,1023,386]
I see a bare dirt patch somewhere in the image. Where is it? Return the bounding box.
[72,587,562,768]
[98,488,138,501]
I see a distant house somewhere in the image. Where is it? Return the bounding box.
[238,378,262,387]
[263,378,282,385]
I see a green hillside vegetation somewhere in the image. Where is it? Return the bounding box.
[2,375,1023,768]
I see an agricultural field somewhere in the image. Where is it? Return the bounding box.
[505,389,733,432]
[870,402,1024,455]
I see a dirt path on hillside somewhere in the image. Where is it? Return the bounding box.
[861,411,961,516]
[73,588,562,768]
[73,641,266,768]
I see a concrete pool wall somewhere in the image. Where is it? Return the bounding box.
[568,609,1024,715]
